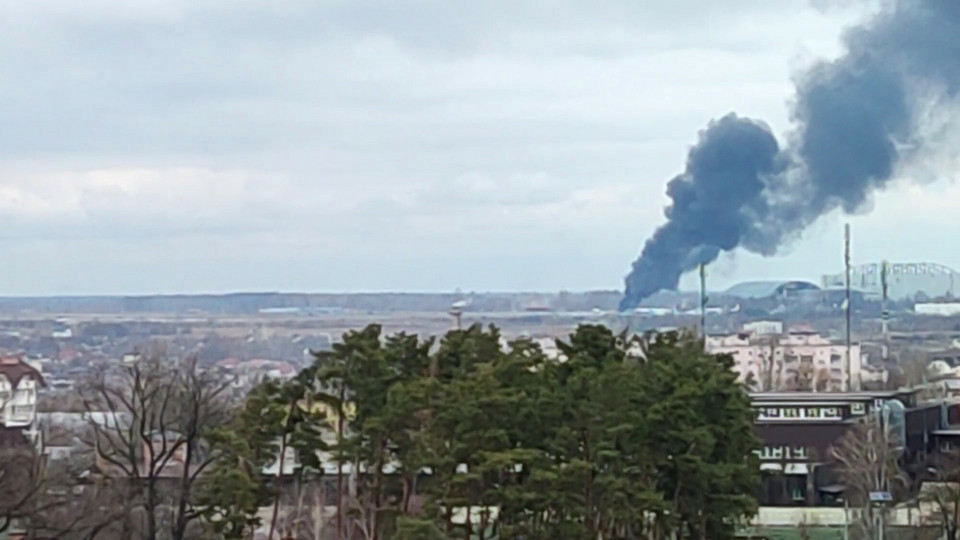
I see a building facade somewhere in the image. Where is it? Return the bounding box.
[706,331,863,392]
[750,389,948,507]
[0,356,44,434]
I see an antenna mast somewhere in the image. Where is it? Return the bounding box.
[699,263,707,342]
[881,260,889,363]
[845,224,852,391]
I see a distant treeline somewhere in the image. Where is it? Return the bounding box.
[0,291,623,315]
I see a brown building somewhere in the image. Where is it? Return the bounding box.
[751,389,952,506]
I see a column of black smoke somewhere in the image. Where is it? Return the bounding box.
[620,0,960,311]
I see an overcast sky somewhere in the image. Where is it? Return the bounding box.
[0,0,956,295]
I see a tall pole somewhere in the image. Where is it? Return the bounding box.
[699,263,707,342]
[881,260,889,363]
[845,224,852,391]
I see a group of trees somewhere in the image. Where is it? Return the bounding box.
[1,324,762,539]
[1,351,233,539]
[200,324,760,539]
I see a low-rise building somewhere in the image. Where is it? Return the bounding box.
[0,356,44,431]
[916,302,960,316]
[707,331,863,391]
[750,389,948,507]
[743,320,784,336]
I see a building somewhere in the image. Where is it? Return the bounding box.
[706,331,862,391]
[750,389,947,507]
[915,302,960,316]
[822,262,960,300]
[723,280,821,300]
[743,320,784,335]
[0,356,44,434]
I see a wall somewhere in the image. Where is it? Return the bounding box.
[0,376,37,427]
[706,334,863,391]
[916,303,960,316]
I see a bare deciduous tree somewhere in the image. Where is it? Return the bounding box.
[920,448,960,540]
[80,350,232,540]
[830,414,907,539]
[276,478,335,540]
[0,434,45,534]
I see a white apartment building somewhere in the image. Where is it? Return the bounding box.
[706,331,862,391]
[0,356,44,430]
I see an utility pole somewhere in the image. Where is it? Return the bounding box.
[881,260,889,363]
[845,224,852,391]
[699,263,707,343]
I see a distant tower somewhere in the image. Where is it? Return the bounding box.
[449,300,466,330]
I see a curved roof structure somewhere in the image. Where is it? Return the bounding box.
[723,280,821,299]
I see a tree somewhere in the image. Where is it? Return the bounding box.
[891,348,930,388]
[758,335,783,392]
[273,478,336,540]
[830,414,907,539]
[637,331,760,538]
[198,371,328,540]
[197,380,287,539]
[394,516,448,540]
[311,325,436,540]
[206,323,762,540]
[80,351,232,540]
[920,448,960,540]
[0,431,46,534]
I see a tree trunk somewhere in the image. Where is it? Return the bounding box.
[173,441,193,540]
[146,477,158,540]
[401,477,412,514]
[952,495,959,540]
[479,509,489,540]
[371,437,386,540]
[268,433,290,540]
[584,432,594,536]
[337,387,346,540]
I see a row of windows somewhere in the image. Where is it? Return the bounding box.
[757,407,843,420]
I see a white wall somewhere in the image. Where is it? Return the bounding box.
[916,302,960,316]
[0,376,37,427]
[707,335,862,391]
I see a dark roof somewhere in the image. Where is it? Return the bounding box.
[0,356,44,389]
[723,280,820,299]
[750,390,909,401]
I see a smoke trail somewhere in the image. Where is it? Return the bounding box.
[620,0,960,311]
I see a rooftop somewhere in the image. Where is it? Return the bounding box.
[723,280,820,299]
[0,356,44,389]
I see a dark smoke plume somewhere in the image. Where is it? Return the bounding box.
[620,0,960,311]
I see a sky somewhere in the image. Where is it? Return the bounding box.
[0,0,957,295]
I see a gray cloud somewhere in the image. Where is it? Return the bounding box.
[0,0,912,294]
